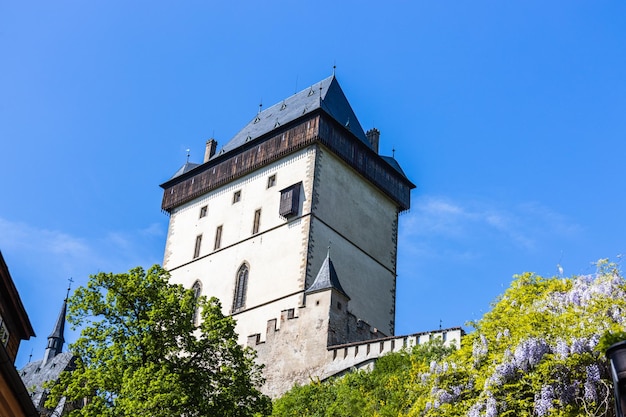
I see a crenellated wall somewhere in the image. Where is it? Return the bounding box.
[246,286,464,398]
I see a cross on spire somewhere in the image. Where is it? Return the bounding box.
[66,277,73,300]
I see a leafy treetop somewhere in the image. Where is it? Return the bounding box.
[47,265,272,417]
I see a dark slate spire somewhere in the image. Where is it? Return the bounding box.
[42,297,67,366]
[305,250,349,299]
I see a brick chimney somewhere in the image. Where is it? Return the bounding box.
[366,128,380,154]
[204,139,217,162]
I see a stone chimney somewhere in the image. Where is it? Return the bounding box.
[366,128,380,154]
[204,139,217,162]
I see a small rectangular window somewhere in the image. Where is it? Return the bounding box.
[199,205,208,218]
[267,174,276,188]
[279,182,302,217]
[232,190,241,204]
[193,234,202,259]
[214,225,223,250]
[252,209,261,234]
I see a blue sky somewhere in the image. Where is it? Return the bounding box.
[2,2,625,368]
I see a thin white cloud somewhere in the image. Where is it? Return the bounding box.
[0,216,164,277]
[0,216,166,369]
[399,195,582,259]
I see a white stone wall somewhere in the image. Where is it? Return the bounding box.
[164,148,316,344]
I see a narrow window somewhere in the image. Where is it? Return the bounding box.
[267,174,276,188]
[279,182,302,217]
[199,205,207,218]
[193,235,202,259]
[214,225,223,250]
[252,209,261,234]
[232,263,249,312]
[191,280,202,325]
[232,190,241,204]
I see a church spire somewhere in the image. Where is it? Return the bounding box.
[42,283,70,366]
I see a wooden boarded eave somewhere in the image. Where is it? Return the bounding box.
[160,110,415,213]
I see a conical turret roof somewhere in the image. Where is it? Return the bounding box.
[305,251,349,299]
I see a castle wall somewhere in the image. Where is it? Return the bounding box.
[165,148,317,344]
[309,147,398,335]
[249,288,463,398]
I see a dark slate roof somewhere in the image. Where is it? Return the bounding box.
[47,298,66,341]
[381,156,409,179]
[20,352,75,410]
[170,161,200,180]
[305,252,349,299]
[214,75,370,158]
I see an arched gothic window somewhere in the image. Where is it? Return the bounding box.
[232,263,249,312]
[192,280,202,325]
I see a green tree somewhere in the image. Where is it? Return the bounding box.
[46,265,272,417]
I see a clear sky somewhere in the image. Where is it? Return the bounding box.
[2,1,625,368]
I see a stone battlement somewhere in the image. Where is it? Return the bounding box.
[324,327,464,379]
[245,293,464,397]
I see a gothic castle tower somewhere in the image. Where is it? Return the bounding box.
[160,75,419,396]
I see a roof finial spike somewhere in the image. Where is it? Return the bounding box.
[439,319,442,330]
[28,349,33,363]
[392,147,396,158]
[186,149,191,163]
[327,240,332,257]
[258,100,263,114]
[66,277,73,300]
[319,84,323,106]
[332,62,336,76]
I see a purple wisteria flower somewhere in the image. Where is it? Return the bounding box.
[554,338,569,359]
[491,361,516,385]
[473,334,489,367]
[467,392,497,417]
[513,338,550,371]
[583,364,601,402]
[534,385,554,416]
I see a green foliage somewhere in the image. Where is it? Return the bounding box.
[272,338,456,417]
[46,265,271,417]
[273,260,626,417]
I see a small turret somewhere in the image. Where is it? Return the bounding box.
[305,250,349,300]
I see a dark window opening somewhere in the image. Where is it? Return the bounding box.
[252,209,261,234]
[232,264,249,312]
[193,235,202,259]
[214,226,223,250]
[199,205,207,218]
[267,174,276,188]
[233,190,241,204]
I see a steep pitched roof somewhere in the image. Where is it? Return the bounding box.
[169,161,200,180]
[20,352,75,412]
[214,75,370,158]
[43,297,66,365]
[381,156,409,179]
[305,251,349,299]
